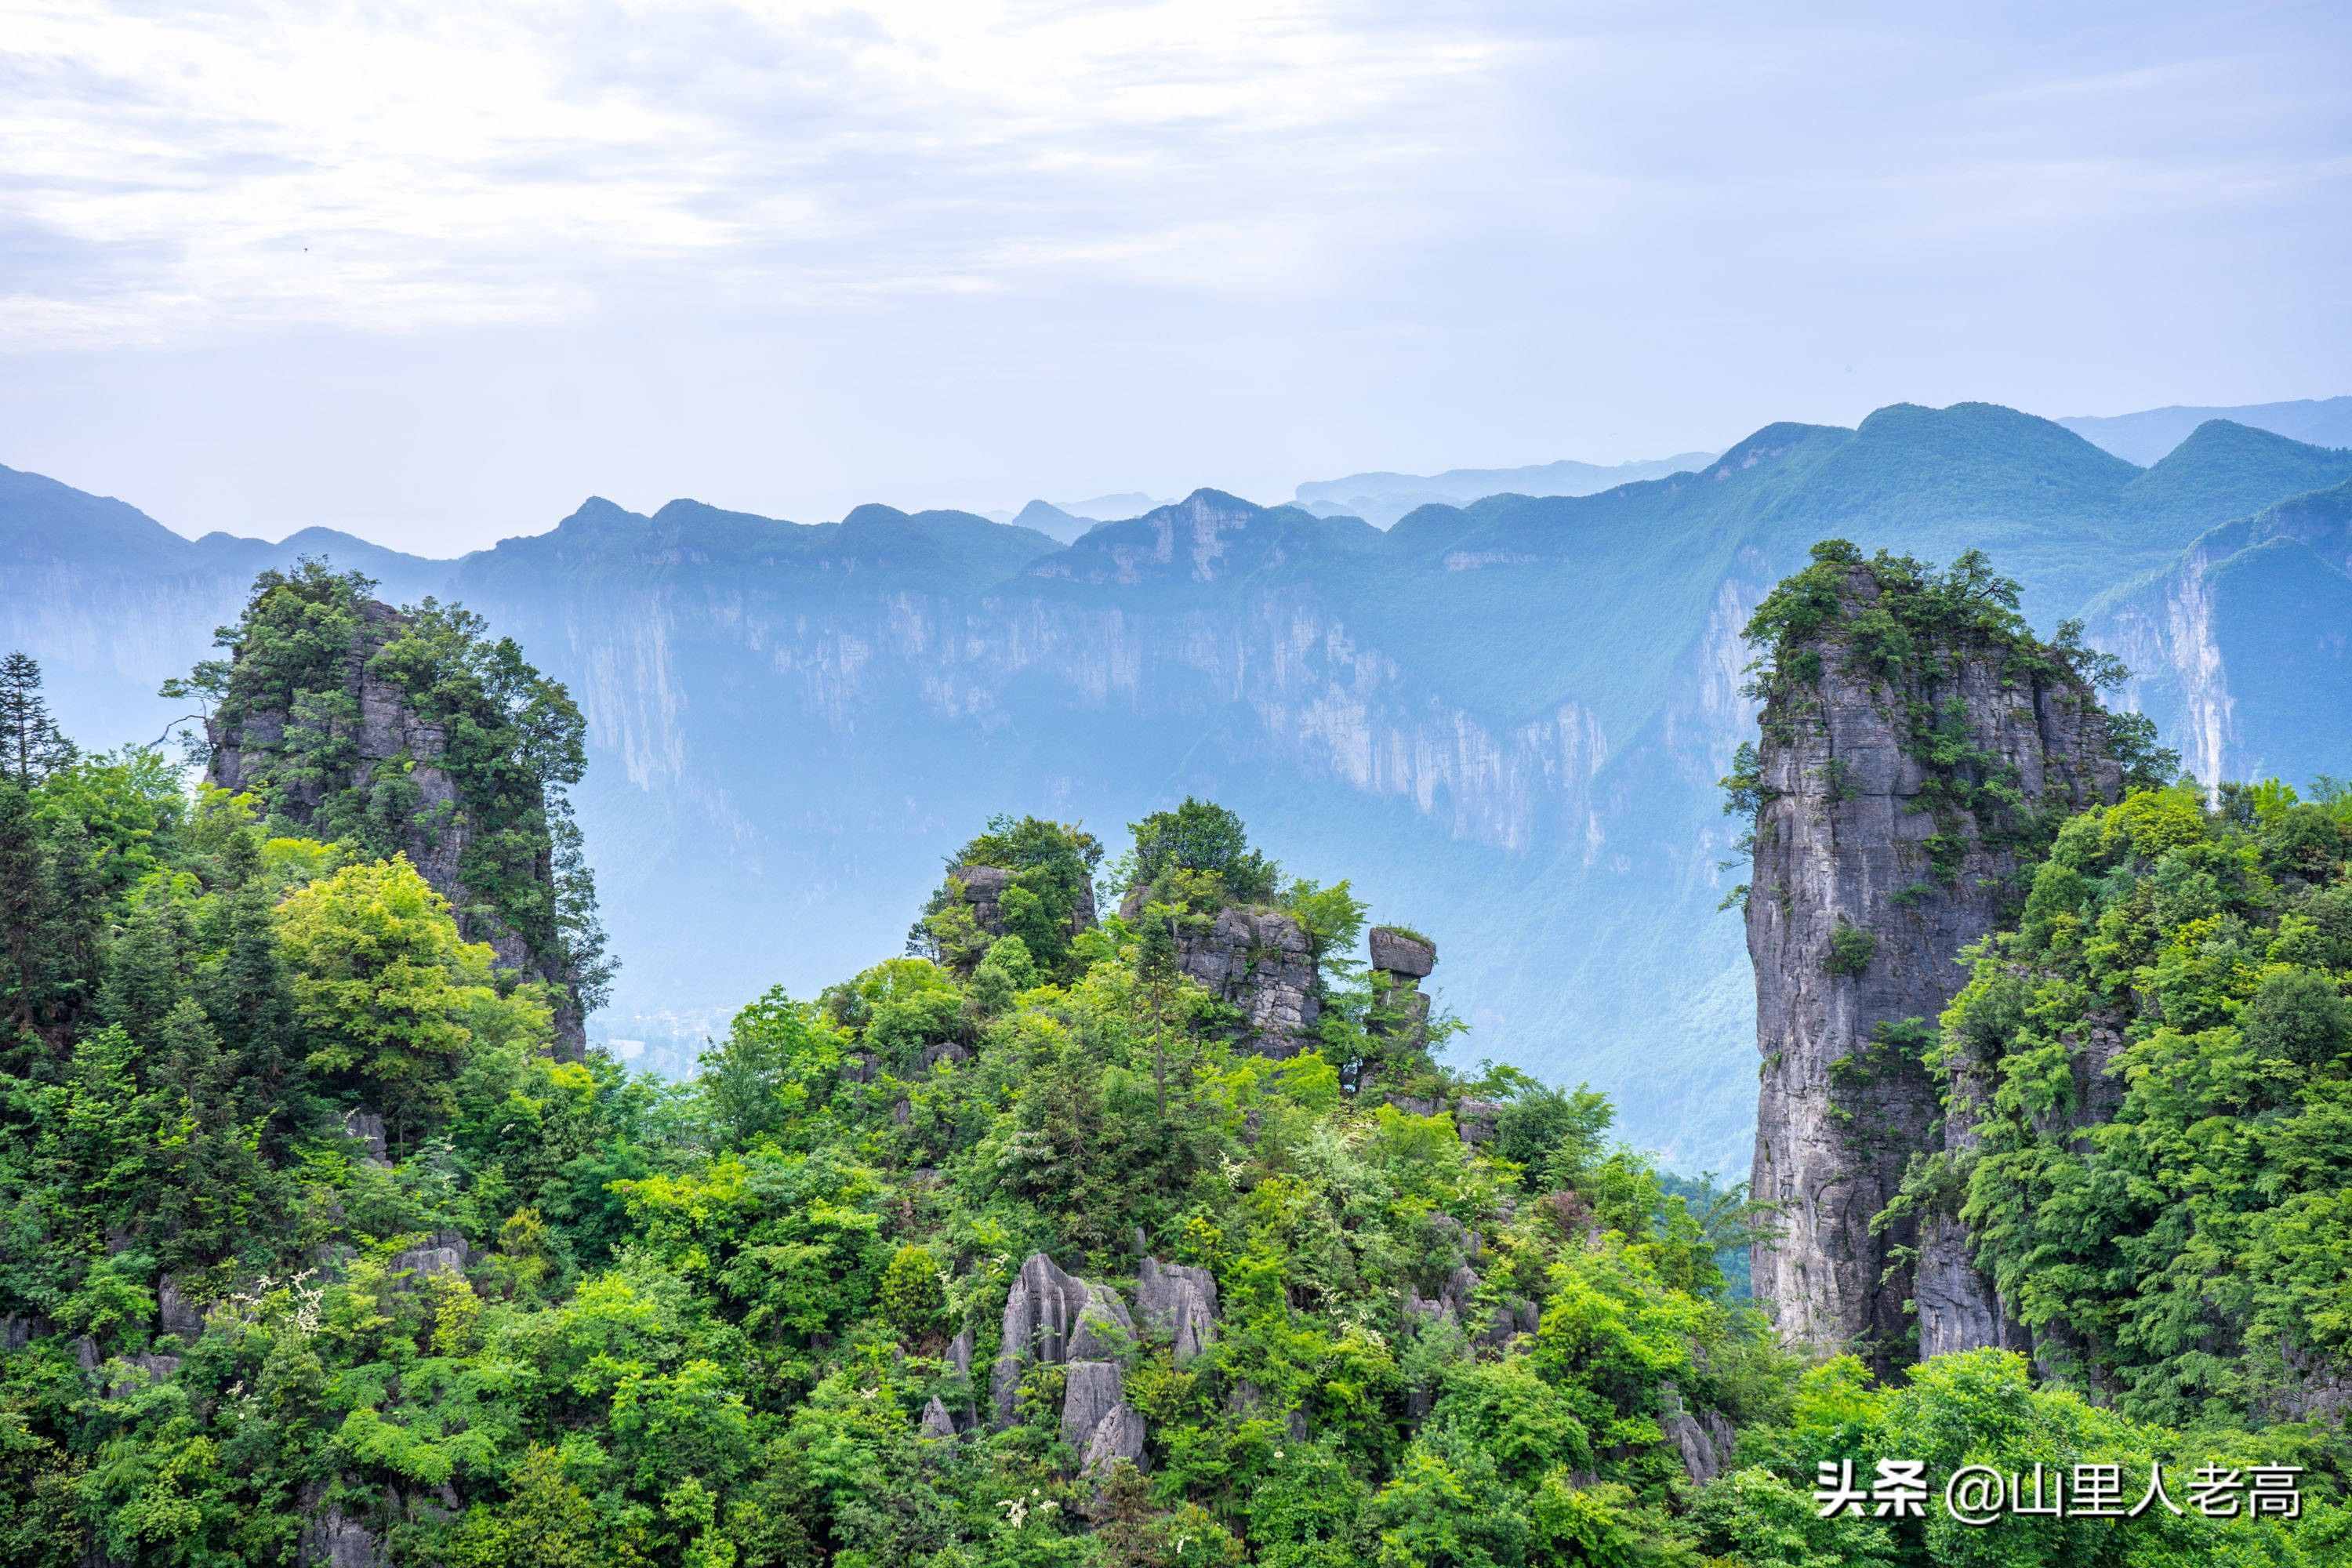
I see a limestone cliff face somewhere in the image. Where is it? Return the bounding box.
[1747,567,2120,1366]
[206,599,588,1056]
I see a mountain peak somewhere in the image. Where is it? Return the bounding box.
[557,496,645,529]
[1011,499,1091,546]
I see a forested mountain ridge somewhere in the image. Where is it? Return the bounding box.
[3,572,2350,1563]
[6,403,2351,1172]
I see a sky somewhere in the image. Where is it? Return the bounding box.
[3,1,2348,557]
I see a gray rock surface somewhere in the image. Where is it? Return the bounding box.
[1746,566,2120,1369]
[157,1275,206,1340]
[205,597,586,1057]
[390,1231,470,1288]
[341,1108,390,1166]
[1454,1097,1501,1145]
[952,863,1098,946]
[1061,1359,1126,1452]
[1368,927,1436,978]
[1661,1384,1736,1484]
[990,1252,1131,1427]
[1080,1400,1147,1478]
[1179,906,1322,1057]
[1135,1258,1218,1363]
[296,1490,387,1568]
[919,1395,959,1439]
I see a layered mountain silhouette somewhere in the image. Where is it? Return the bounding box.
[8,400,2350,1171]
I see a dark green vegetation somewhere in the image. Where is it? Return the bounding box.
[1915,779,2352,1427]
[8,403,2352,1174]
[168,564,610,1025]
[0,641,2344,1567]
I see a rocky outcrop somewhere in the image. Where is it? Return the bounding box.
[157,1276,205,1341]
[990,1253,1132,1427]
[1079,1400,1147,1479]
[342,1108,390,1167]
[389,1231,470,1289]
[1746,564,2121,1369]
[951,863,1098,943]
[1368,926,1436,1047]
[296,1484,387,1568]
[1661,1384,1736,1485]
[205,597,587,1056]
[918,1396,959,1440]
[1125,897,1321,1057]
[1134,1258,1217,1363]
[988,1252,1153,1477]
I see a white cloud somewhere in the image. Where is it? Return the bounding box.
[0,0,1504,346]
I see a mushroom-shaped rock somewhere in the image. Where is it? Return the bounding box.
[918,1396,959,1440]
[1080,1401,1148,1479]
[1062,1359,1127,1453]
[1368,927,1436,978]
[1136,1258,1218,1363]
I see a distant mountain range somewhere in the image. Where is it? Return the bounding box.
[2058,394,2352,466]
[7,399,2350,1174]
[1290,452,1719,528]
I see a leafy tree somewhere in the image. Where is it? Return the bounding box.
[275,855,552,1145]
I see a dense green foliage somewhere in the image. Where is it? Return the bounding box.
[915,815,1105,982]
[1911,778,2352,1427]
[1722,540,2183,913]
[164,563,611,1014]
[7,629,2351,1564]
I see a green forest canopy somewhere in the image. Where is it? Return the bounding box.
[1,617,2350,1565]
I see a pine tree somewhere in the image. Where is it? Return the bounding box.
[0,652,76,784]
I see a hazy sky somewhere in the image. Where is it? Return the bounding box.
[4,1,2348,556]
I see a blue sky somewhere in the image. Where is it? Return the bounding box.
[2,0,2347,555]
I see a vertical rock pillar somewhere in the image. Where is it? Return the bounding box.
[1744,563,2120,1369]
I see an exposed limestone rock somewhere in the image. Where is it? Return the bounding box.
[952,863,1099,944]
[1368,927,1436,978]
[296,1485,387,1568]
[1122,896,1321,1057]
[989,1253,1132,1428]
[1,1316,49,1351]
[1661,1384,1736,1485]
[1080,1400,1147,1479]
[1368,926,1437,1048]
[1454,1097,1501,1145]
[341,1108,390,1167]
[1062,1359,1127,1452]
[205,597,587,1057]
[946,1326,974,1380]
[389,1232,470,1288]
[1135,1258,1217,1363]
[2262,1339,2352,1425]
[1746,565,2121,1370]
[919,1396,959,1440]
[157,1276,205,1341]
